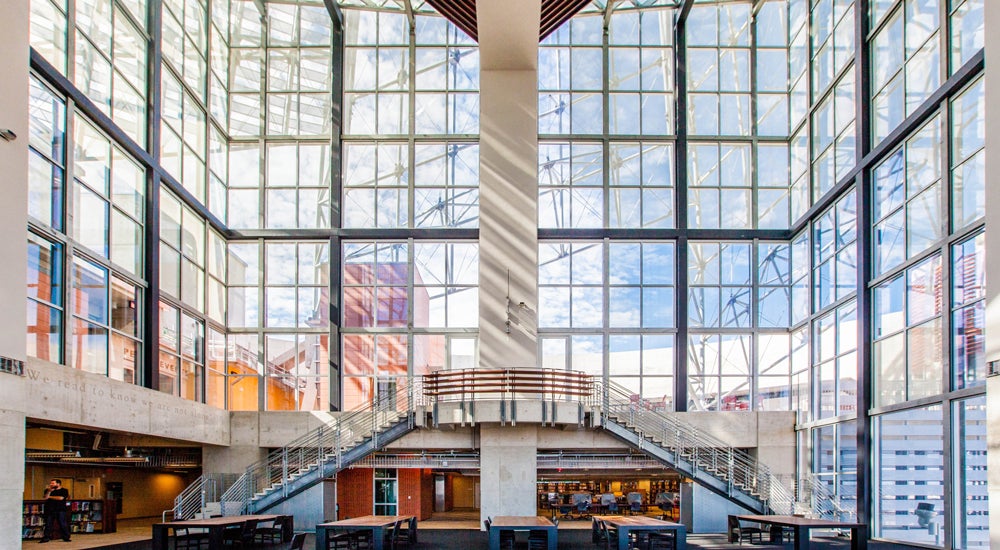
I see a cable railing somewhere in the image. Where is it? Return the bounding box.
[218,381,417,514]
[798,474,857,521]
[166,473,241,521]
[590,378,796,515]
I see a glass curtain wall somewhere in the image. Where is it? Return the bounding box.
[27,68,146,387]
[339,5,481,410]
[23,0,988,541]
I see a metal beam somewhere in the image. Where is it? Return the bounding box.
[29,51,229,238]
[676,0,695,27]
[790,50,984,236]
[673,7,690,412]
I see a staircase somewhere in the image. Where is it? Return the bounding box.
[590,379,796,515]
[179,372,800,518]
[212,383,417,515]
[166,473,241,520]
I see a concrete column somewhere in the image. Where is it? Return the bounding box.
[984,1,999,545]
[202,412,267,474]
[0,0,31,548]
[479,425,538,520]
[476,0,542,526]
[477,0,540,370]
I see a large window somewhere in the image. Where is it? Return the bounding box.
[874,405,945,545]
[341,241,478,410]
[342,10,480,229]
[870,0,940,144]
[539,241,677,409]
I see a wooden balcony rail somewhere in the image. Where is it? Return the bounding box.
[422,368,593,401]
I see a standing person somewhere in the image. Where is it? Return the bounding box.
[40,478,71,543]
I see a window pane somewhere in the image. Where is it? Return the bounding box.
[875,405,943,545]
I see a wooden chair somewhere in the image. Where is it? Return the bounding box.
[594,519,613,550]
[396,516,416,545]
[350,529,374,549]
[253,518,284,544]
[382,520,402,550]
[727,515,764,545]
[173,527,209,550]
[326,529,352,550]
[221,520,256,549]
[647,531,676,550]
[527,530,548,549]
[484,518,514,550]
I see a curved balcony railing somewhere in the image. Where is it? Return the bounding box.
[422,367,593,402]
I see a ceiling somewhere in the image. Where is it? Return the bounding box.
[423,0,594,42]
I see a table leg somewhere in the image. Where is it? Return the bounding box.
[675,525,687,550]
[315,526,328,550]
[618,526,630,550]
[852,526,867,550]
[793,526,806,550]
[488,526,499,550]
[151,525,167,550]
[548,526,557,550]
[208,525,226,549]
[373,526,384,550]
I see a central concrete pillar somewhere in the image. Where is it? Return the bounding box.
[479,425,538,520]
[476,0,542,525]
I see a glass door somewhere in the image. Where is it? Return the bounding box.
[374,468,398,515]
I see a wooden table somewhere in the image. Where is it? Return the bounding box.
[488,516,557,550]
[316,515,415,550]
[593,515,687,550]
[736,515,866,550]
[151,514,288,550]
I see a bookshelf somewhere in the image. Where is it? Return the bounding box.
[22,499,116,539]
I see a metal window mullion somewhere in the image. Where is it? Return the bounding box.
[62,98,79,372]
[602,239,610,384]
[407,19,416,228]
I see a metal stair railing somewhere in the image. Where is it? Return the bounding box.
[218,380,417,514]
[799,474,856,521]
[591,378,795,515]
[166,473,241,521]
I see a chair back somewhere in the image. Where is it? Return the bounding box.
[287,532,306,550]
[630,501,642,512]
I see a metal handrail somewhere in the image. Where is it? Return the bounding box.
[799,473,856,520]
[219,379,416,514]
[167,473,240,520]
[590,378,796,514]
[201,369,803,517]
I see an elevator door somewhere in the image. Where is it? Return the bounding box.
[434,475,445,512]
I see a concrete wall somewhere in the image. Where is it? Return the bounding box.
[23,358,230,445]
[0,0,29,365]
[680,482,754,534]
[0,0,34,546]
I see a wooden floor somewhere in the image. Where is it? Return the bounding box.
[21,517,155,550]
